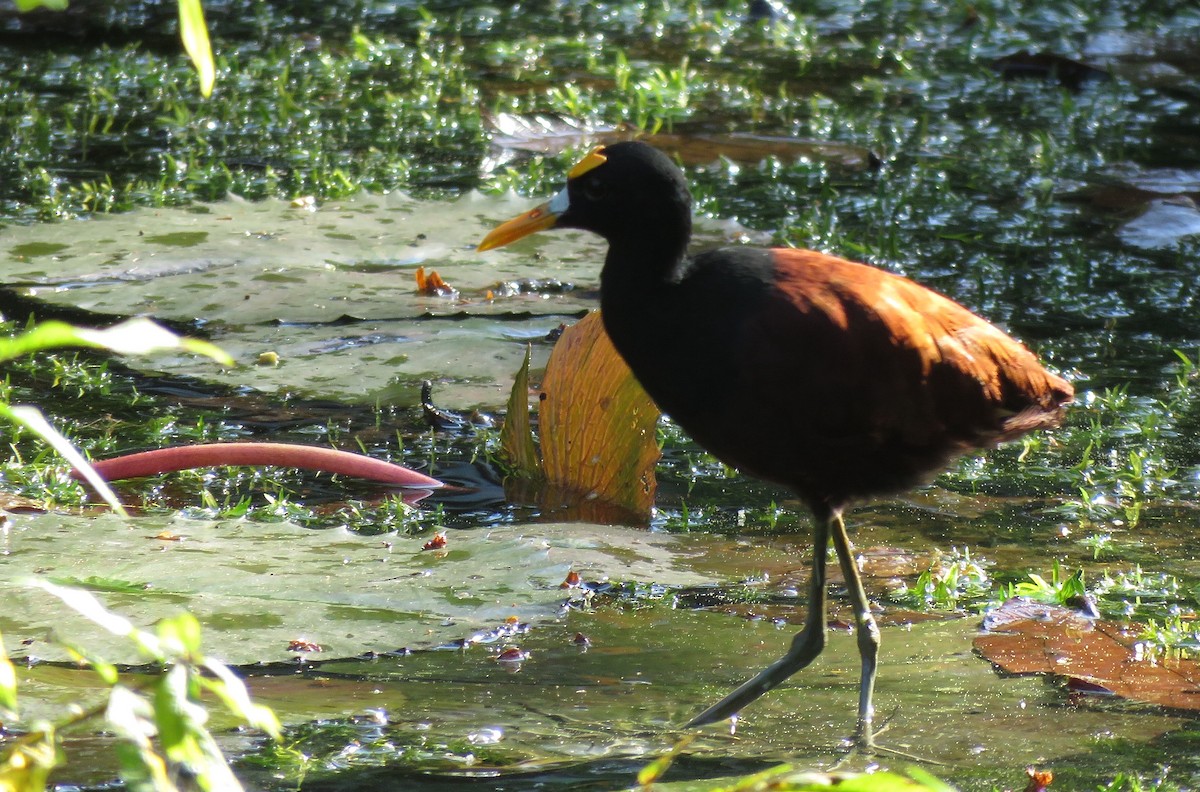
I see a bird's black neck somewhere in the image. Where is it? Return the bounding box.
[600,216,692,286]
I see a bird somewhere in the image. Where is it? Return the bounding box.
[477,140,1073,749]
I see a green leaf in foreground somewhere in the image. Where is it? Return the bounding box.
[0,318,233,515]
[706,764,957,791]
[1,403,127,516]
[0,629,17,715]
[0,727,60,790]
[177,0,215,97]
[27,580,280,790]
[13,0,69,10]
[0,317,232,365]
[636,735,694,787]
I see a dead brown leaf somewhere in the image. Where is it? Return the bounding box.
[1023,767,1053,792]
[0,492,46,513]
[415,266,457,296]
[287,639,323,653]
[422,532,447,551]
[975,599,1200,710]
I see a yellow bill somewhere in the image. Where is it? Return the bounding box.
[568,147,607,179]
[478,148,610,252]
[477,201,561,252]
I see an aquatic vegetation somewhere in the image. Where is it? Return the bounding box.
[894,546,993,610]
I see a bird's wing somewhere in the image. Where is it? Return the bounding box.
[746,249,1071,446]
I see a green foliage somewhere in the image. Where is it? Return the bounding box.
[0,318,231,514]
[11,0,66,10]
[1101,772,1183,792]
[1054,384,1183,529]
[0,318,228,366]
[1092,566,1200,659]
[14,0,213,97]
[0,629,17,715]
[1,31,483,218]
[696,764,957,791]
[0,582,287,791]
[636,735,694,787]
[1000,559,1086,606]
[943,349,1200,564]
[0,726,59,791]
[894,547,993,610]
[0,320,283,788]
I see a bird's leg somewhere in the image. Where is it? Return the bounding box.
[829,510,880,751]
[686,506,834,728]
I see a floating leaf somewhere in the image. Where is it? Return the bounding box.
[649,132,879,170]
[0,493,43,512]
[538,312,660,519]
[975,599,1200,711]
[47,576,150,594]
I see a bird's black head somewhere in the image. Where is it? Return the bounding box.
[557,141,693,245]
[477,141,693,258]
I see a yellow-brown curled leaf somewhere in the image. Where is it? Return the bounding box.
[539,312,660,518]
[499,345,542,479]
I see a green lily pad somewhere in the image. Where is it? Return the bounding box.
[2,195,759,409]
[0,510,715,668]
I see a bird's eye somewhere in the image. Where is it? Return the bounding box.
[581,179,607,202]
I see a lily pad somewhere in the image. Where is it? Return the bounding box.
[0,510,713,668]
[3,195,760,409]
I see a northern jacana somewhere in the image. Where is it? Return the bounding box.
[477,140,1073,748]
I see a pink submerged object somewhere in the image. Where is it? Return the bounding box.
[75,442,443,504]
